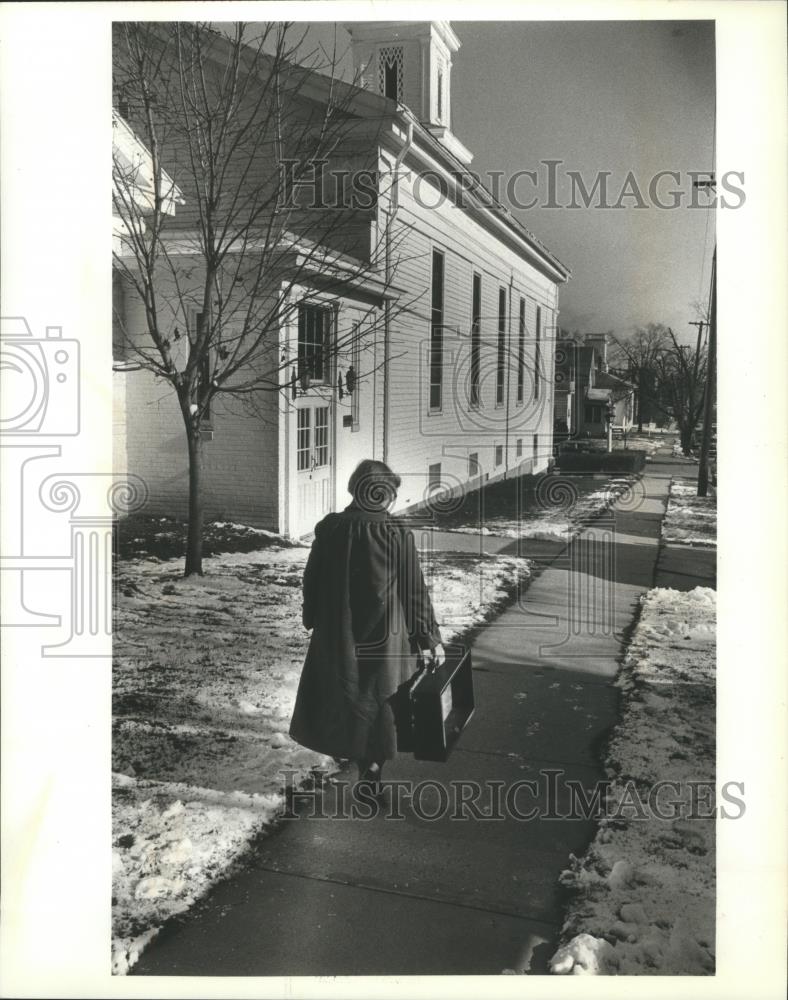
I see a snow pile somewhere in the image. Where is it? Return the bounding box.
[549,587,716,976]
[115,515,294,561]
[662,477,716,547]
[112,773,281,974]
[209,521,281,537]
[444,477,638,541]
[113,542,530,971]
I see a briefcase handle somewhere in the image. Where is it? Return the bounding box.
[414,647,442,675]
[415,643,464,679]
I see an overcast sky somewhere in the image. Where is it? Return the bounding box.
[285,19,716,343]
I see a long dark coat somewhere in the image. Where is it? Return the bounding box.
[289,505,443,760]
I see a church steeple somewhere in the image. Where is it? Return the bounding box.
[344,21,473,165]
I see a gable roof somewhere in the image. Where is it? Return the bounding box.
[112,110,185,216]
[116,23,570,284]
[204,24,571,282]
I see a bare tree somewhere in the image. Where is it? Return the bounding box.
[655,327,709,455]
[112,22,410,575]
[610,322,709,452]
[609,323,671,432]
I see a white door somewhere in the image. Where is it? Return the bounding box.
[293,402,332,537]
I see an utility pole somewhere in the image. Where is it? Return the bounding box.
[689,319,705,358]
[692,171,717,497]
[697,247,717,497]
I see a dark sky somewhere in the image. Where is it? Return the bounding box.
[276,19,717,342]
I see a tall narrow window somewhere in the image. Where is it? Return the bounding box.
[296,409,311,471]
[430,249,444,410]
[314,406,329,467]
[496,287,506,406]
[533,433,539,461]
[468,452,479,477]
[470,272,481,407]
[437,69,444,121]
[495,444,503,466]
[534,305,542,401]
[298,303,331,384]
[428,462,442,489]
[378,46,403,102]
[517,297,526,403]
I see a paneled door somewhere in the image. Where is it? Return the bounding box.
[293,402,332,537]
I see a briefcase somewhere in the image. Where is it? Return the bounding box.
[394,644,475,762]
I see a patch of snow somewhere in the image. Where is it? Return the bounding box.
[441,478,637,541]
[112,773,284,974]
[551,933,620,975]
[612,434,663,456]
[662,477,716,547]
[209,521,282,538]
[550,587,716,976]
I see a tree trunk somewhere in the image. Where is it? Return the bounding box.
[184,429,205,576]
[679,425,693,456]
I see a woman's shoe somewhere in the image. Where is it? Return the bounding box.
[357,763,385,801]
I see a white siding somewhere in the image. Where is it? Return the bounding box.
[381,163,561,512]
[113,270,280,528]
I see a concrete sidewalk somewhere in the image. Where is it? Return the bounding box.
[132,447,710,977]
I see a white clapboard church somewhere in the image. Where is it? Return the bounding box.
[113,21,570,538]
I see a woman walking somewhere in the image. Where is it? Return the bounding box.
[289,459,445,791]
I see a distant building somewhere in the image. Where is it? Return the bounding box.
[553,333,635,442]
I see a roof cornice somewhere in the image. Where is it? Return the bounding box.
[382,119,571,283]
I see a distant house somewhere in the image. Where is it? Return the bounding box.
[553,333,577,440]
[113,21,570,537]
[553,333,635,442]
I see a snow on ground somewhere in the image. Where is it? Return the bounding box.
[671,441,700,461]
[441,476,641,541]
[612,433,663,456]
[662,477,717,547]
[112,538,530,973]
[549,587,716,976]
